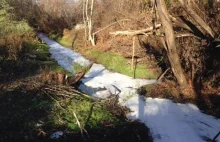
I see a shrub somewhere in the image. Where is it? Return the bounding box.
[0,0,33,60]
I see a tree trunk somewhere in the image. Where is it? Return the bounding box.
[82,0,87,42]
[156,0,189,91]
[178,0,215,38]
[82,0,95,46]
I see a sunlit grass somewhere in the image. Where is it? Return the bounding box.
[49,99,118,130]
[86,49,156,79]
[58,37,72,47]
[25,42,72,76]
[58,36,156,79]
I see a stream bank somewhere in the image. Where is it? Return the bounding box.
[39,33,220,142]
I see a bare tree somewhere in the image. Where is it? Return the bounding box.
[83,0,95,46]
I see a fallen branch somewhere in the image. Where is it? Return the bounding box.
[67,61,94,86]
[213,131,220,142]
[110,24,162,36]
[175,33,200,38]
[73,111,91,139]
[170,15,193,32]
[109,23,199,39]
[157,68,170,82]
[73,111,83,134]
[156,0,189,89]
[93,19,131,35]
[147,32,200,38]
[178,0,215,38]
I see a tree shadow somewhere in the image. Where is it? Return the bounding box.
[0,87,55,142]
[136,94,220,141]
[179,16,206,39]
[142,42,168,72]
[0,84,153,142]
[194,40,220,118]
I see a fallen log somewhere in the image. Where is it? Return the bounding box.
[110,24,162,36]
[109,23,198,37]
[67,61,94,85]
[177,0,215,38]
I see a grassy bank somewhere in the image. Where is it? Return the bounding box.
[86,49,155,78]
[0,43,69,79]
[58,32,157,79]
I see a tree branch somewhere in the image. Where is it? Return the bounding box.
[178,0,215,38]
[93,19,131,35]
[110,24,162,36]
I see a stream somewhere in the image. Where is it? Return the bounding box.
[38,33,220,142]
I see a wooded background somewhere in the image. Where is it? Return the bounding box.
[1,0,219,98]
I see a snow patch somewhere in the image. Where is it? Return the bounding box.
[38,33,90,74]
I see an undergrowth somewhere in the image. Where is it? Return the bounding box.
[22,42,71,75]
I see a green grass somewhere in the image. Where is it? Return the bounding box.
[49,98,118,130]
[58,37,156,79]
[0,90,120,139]
[86,49,156,79]
[58,37,72,47]
[72,63,87,74]
[24,42,72,75]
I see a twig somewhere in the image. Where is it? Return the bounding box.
[42,84,94,100]
[157,68,170,82]
[112,85,121,95]
[213,131,220,142]
[73,111,91,139]
[85,103,95,126]
[93,19,131,35]
[43,90,66,110]
[73,111,83,134]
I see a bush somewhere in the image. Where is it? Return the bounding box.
[0,0,33,60]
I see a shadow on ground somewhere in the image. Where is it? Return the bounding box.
[0,42,153,142]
